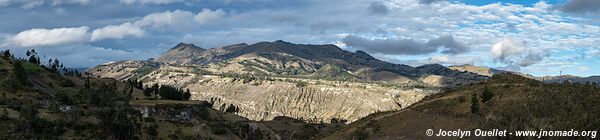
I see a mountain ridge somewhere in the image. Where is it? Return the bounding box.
[153,40,487,82]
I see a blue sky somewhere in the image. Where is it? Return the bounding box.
[0,0,599,76]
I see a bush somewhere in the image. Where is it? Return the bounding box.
[480,86,493,103]
[471,94,479,113]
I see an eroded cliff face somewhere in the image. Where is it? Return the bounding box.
[136,67,437,123]
[189,79,434,123]
[92,62,437,123]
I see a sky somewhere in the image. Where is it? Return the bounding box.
[0,0,599,77]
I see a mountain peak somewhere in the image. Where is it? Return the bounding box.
[156,42,206,64]
[169,42,205,51]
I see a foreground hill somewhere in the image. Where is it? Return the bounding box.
[0,51,341,139]
[324,73,600,139]
[88,41,487,123]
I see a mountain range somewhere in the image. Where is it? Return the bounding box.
[88,41,492,122]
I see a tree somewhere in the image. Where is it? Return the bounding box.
[50,59,60,72]
[26,49,39,64]
[480,86,494,103]
[471,94,479,113]
[155,85,190,100]
[183,89,191,100]
[2,49,10,59]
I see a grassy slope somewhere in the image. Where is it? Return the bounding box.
[323,73,600,139]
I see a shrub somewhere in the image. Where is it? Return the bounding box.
[471,94,479,113]
[480,86,494,103]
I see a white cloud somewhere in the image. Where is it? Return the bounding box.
[91,22,144,41]
[9,26,90,47]
[8,9,228,46]
[491,38,546,68]
[491,38,526,61]
[119,0,177,5]
[194,8,225,24]
[90,9,226,40]
[133,10,195,30]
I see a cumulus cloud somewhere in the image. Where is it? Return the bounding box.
[419,0,446,4]
[9,26,90,47]
[7,9,228,45]
[89,9,225,41]
[119,0,177,5]
[194,8,226,24]
[132,9,225,29]
[558,0,600,14]
[367,1,389,15]
[133,10,195,29]
[91,22,144,41]
[491,38,546,68]
[342,35,469,55]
